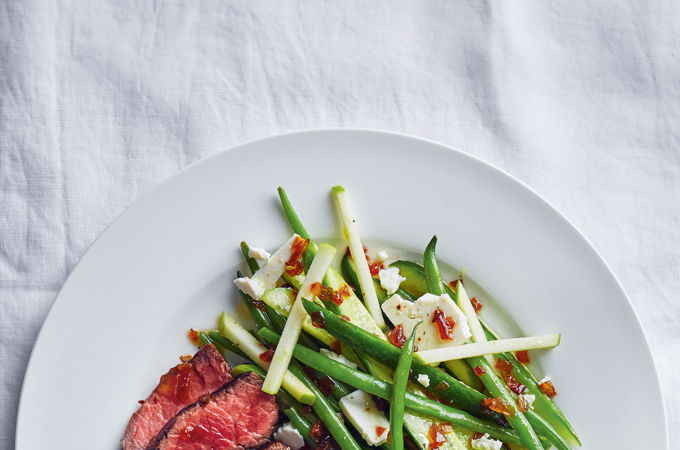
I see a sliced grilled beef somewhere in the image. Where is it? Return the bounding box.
[147,372,279,450]
[122,344,231,450]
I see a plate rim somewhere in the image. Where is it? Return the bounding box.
[15,127,669,448]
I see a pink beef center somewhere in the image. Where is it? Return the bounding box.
[157,377,278,450]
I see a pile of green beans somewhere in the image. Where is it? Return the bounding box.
[424,236,567,450]
[258,327,522,446]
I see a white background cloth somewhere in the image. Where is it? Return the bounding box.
[1,1,678,447]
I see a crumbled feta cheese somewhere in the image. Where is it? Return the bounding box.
[339,390,390,446]
[417,374,430,387]
[234,277,266,300]
[470,433,503,450]
[538,376,552,385]
[381,293,472,349]
[378,267,406,295]
[234,235,298,299]
[519,393,536,409]
[274,422,305,450]
[320,348,358,369]
[248,246,271,265]
[376,250,389,261]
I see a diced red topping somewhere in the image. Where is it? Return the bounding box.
[473,366,486,376]
[310,422,325,442]
[375,426,387,437]
[311,282,345,306]
[338,285,351,298]
[482,397,514,417]
[330,340,342,353]
[187,328,200,345]
[431,308,456,341]
[285,237,310,276]
[339,314,350,321]
[311,311,327,329]
[470,297,483,313]
[316,375,336,395]
[361,247,385,276]
[448,279,463,290]
[515,350,530,364]
[259,349,275,363]
[248,297,267,311]
[427,423,447,449]
[505,375,526,395]
[387,325,406,348]
[368,261,384,276]
[179,354,192,363]
[539,379,558,398]
[331,291,344,306]
[137,399,145,405]
[517,395,529,413]
[495,358,514,378]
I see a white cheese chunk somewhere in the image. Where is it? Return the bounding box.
[248,246,271,266]
[417,373,430,387]
[470,433,503,450]
[339,390,390,446]
[234,235,299,299]
[320,348,358,369]
[233,277,266,300]
[376,250,389,261]
[378,267,406,295]
[274,422,305,450]
[381,293,471,350]
[519,393,536,409]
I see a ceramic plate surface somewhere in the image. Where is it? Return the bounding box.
[17,130,667,449]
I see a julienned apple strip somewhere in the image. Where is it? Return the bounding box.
[262,244,336,395]
[416,334,561,364]
[331,185,385,329]
[217,312,315,404]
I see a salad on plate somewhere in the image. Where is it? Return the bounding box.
[121,186,580,450]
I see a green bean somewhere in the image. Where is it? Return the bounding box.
[240,241,261,274]
[423,236,446,296]
[237,270,274,330]
[258,327,522,446]
[300,299,489,417]
[423,239,543,450]
[285,408,314,445]
[205,330,247,358]
[267,306,289,334]
[277,186,317,269]
[198,331,212,347]
[391,324,418,450]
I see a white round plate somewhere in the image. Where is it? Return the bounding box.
[17,130,667,449]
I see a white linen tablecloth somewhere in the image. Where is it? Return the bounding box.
[1,1,678,447]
